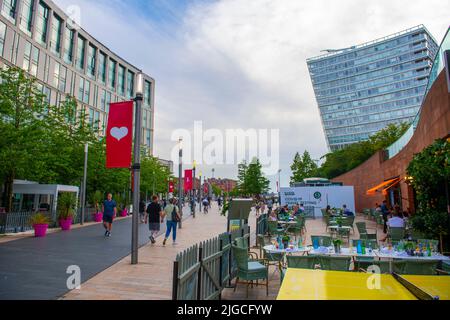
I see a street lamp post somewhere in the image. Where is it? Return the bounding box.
[199,172,202,212]
[131,72,144,265]
[81,143,88,225]
[178,138,183,229]
[152,170,155,196]
[278,169,282,207]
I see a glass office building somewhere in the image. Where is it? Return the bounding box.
[307,25,439,151]
[0,0,155,154]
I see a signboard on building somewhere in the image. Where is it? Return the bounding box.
[280,186,355,217]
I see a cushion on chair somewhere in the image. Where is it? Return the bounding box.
[248,261,266,271]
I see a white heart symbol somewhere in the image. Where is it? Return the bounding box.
[110,127,129,141]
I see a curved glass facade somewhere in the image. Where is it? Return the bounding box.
[386,26,450,159]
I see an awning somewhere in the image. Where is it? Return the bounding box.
[382,178,402,195]
[366,178,400,196]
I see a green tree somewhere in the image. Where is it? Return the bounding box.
[140,154,172,197]
[237,160,248,195]
[290,151,318,184]
[244,158,270,196]
[0,66,47,211]
[318,122,410,179]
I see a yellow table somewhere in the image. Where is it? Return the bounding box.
[400,275,450,300]
[277,269,417,300]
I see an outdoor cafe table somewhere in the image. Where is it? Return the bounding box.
[327,225,352,232]
[263,245,311,255]
[375,249,450,273]
[309,246,377,258]
[277,269,417,300]
[400,275,450,300]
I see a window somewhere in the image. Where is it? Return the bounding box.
[87,44,96,78]
[76,35,86,70]
[143,109,147,127]
[146,130,151,147]
[84,79,90,104]
[0,21,5,57]
[63,27,74,63]
[43,86,51,105]
[127,71,134,98]
[50,14,62,54]
[106,91,112,113]
[2,0,17,21]
[59,65,67,92]
[88,108,94,127]
[94,110,100,131]
[144,81,151,106]
[54,62,67,92]
[98,52,107,83]
[100,89,106,111]
[93,85,98,108]
[30,46,39,76]
[22,41,32,72]
[19,0,33,34]
[117,65,125,96]
[108,59,116,90]
[78,77,84,101]
[53,61,60,88]
[34,2,49,45]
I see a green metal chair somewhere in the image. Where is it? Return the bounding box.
[317,256,351,271]
[401,259,440,275]
[232,245,269,298]
[267,220,284,236]
[389,227,405,242]
[356,222,377,240]
[234,236,258,259]
[311,235,332,247]
[362,209,370,219]
[287,255,318,270]
[324,216,337,232]
[342,216,355,233]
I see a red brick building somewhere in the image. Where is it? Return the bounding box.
[332,71,450,213]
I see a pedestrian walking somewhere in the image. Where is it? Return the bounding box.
[102,193,117,237]
[147,195,163,244]
[163,198,181,245]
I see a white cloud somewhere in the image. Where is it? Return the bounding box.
[53,0,450,191]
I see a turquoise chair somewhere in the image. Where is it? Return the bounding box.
[389,227,405,242]
[287,255,318,270]
[232,245,269,297]
[356,222,377,240]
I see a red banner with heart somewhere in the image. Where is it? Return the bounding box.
[106,101,134,168]
[184,170,193,191]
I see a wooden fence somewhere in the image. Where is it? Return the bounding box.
[172,225,250,300]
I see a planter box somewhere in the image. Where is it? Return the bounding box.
[60,218,73,231]
[33,224,49,237]
[93,212,103,222]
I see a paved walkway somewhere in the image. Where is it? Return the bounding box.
[61,204,229,300]
[0,207,194,300]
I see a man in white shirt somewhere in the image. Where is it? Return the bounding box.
[387,212,405,228]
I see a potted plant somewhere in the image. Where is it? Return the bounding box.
[333,239,342,254]
[57,193,76,231]
[92,191,103,222]
[336,216,343,228]
[30,213,51,237]
[282,234,290,249]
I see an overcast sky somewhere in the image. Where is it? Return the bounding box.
[54,0,449,192]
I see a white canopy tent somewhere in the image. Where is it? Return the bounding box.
[12,181,79,220]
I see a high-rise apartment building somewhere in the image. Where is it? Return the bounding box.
[307,25,438,151]
[0,0,155,153]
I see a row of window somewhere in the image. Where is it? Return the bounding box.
[323,105,419,129]
[314,66,429,98]
[319,85,426,114]
[1,0,152,105]
[310,40,429,75]
[326,117,414,138]
[309,31,433,69]
[321,96,423,121]
[311,50,430,85]
[312,58,431,90]
[317,76,428,106]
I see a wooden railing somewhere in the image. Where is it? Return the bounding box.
[172,225,249,300]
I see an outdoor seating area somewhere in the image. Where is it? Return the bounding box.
[222,209,450,300]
